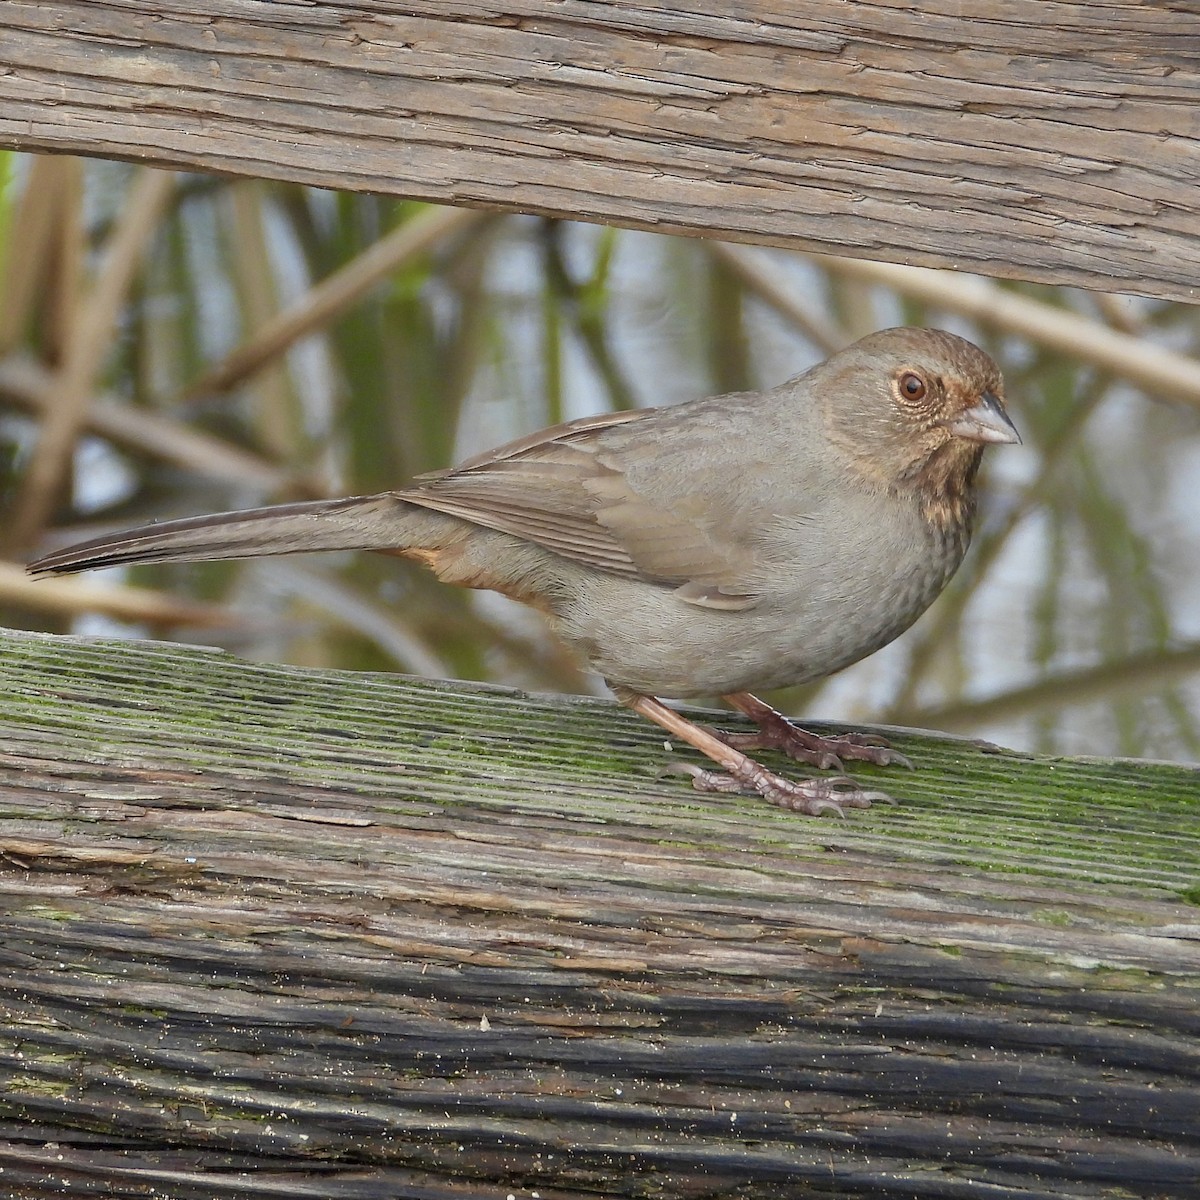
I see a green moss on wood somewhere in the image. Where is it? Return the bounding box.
[0,630,1196,898]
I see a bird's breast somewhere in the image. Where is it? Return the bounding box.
[560,498,973,698]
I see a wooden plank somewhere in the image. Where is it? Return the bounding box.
[1,629,1198,1197]
[0,2,1197,301]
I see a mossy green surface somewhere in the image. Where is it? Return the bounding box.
[1,629,1196,898]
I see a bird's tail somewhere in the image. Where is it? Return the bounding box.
[27,494,422,576]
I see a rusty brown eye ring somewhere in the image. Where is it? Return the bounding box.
[898,372,926,401]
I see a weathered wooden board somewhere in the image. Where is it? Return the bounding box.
[0,2,1198,300]
[0,630,1197,1197]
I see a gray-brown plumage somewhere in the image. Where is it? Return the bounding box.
[29,327,1020,816]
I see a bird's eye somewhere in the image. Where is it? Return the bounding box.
[898,372,927,402]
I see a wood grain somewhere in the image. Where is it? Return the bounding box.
[1,630,1197,1197]
[0,2,1197,300]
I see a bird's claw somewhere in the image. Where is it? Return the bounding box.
[819,732,914,770]
[671,762,896,818]
[716,720,911,771]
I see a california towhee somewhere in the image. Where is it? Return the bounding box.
[29,327,1019,816]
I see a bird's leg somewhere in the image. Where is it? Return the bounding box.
[718,692,912,770]
[614,689,893,817]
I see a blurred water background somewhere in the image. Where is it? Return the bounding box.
[2,157,1198,762]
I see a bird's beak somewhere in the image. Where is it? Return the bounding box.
[942,392,1022,445]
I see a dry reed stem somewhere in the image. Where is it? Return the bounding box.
[0,560,234,627]
[5,167,175,550]
[181,205,485,401]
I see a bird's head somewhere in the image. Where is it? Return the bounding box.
[818,326,1020,529]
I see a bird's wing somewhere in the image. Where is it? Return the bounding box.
[399,406,761,608]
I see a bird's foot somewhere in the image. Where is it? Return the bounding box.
[673,761,896,818]
[717,697,912,771]
[617,689,903,819]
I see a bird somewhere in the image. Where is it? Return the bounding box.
[28,327,1020,817]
